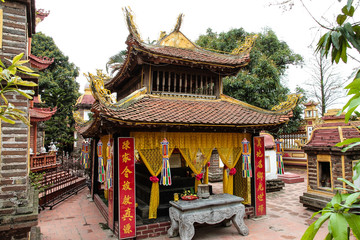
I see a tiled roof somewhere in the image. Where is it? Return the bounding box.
[138,42,250,66]
[29,54,54,71]
[30,107,57,122]
[76,88,95,106]
[76,94,95,106]
[304,122,360,149]
[106,36,250,90]
[92,95,292,127]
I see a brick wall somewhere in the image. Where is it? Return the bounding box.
[0,1,28,59]
[0,1,37,239]
[0,93,30,211]
[209,149,222,182]
[135,222,171,239]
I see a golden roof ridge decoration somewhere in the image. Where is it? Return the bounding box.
[221,94,299,115]
[271,93,302,114]
[86,69,148,109]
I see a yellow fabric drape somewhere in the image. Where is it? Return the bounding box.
[100,135,110,200]
[131,132,250,218]
[216,133,251,194]
[204,164,209,184]
[223,167,228,193]
[234,157,251,205]
[131,132,175,219]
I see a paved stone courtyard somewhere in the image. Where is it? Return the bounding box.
[38,169,332,240]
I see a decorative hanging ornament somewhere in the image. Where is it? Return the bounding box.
[160,138,172,186]
[275,139,285,175]
[105,140,113,189]
[82,141,89,169]
[97,140,105,183]
[241,138,252,178]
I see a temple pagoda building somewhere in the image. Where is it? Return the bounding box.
[78,9,300,236]
[73,85,95,155]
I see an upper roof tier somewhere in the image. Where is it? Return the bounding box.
[91,91,294,127]
[105,9,255,91]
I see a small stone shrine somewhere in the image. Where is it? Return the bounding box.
[300,109,360,210]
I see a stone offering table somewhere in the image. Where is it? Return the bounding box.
[168,193,249,240]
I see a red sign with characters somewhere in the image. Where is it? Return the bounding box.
[118,138,136,239]
[254,136,266,216]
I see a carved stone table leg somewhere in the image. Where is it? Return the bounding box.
[179,221,195,240]
[222,219,232,227]
[231,207,249,236]
[168,207,179,237]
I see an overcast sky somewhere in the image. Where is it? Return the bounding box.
[35,0,358,107]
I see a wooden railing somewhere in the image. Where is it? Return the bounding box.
[30,154,57,172]
[38,170,86,209]
[280,133,307,150]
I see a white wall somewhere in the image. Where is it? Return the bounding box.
[265,149,277,180]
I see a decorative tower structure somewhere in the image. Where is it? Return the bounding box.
[304,100,319,140]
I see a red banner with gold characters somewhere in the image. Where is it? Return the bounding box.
[254,136,266,216]
[118,138,136,239]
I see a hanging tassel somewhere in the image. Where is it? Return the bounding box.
[275,139,285,175]
[160,138,171,186]
[105,140,113,189]
[83,141,89,169]
[241,138,252,178]
[97,140,105,183]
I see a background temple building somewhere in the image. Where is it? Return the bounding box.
[77,10,300,238]
[73,84,95,156]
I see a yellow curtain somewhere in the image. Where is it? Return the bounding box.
[223,167,228,193]
[216,133,251,194]
[234,157,251,205]
[131,132,175,219]
[131,132,250,218]
[100,135,111,200]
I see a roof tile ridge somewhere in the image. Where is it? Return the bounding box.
[220,94,284,115]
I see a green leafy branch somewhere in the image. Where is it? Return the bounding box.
[301,0,360,239]
[29,171,52,193]
[302,179,360,240]
[0,53,39,125]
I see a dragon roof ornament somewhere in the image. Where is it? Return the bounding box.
[271,93,302,114]
[172,13,183,32]
[124,7,142,42]
[231,34,258,55]
[73,111,90,126]
[84,70,116,106]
